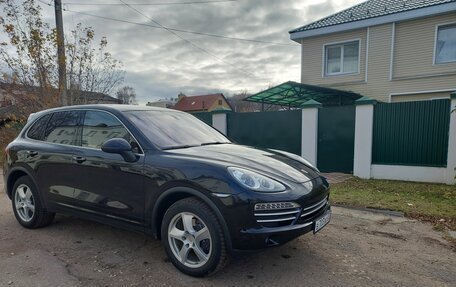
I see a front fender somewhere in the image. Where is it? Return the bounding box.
[149,186,233,251]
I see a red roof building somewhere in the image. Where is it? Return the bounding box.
[174,93,233,113]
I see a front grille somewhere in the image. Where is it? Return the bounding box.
[254,207,301,227]
[254,202,300,210]
[300,197,328,221]
[254,196,329,228]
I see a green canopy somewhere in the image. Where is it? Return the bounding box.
[244,81,362,108]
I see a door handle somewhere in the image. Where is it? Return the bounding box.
[27,150,38,157]
[73,156,86,163]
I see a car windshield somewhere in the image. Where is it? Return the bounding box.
[124,110,231,149]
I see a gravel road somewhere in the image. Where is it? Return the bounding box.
[0,175,454,287]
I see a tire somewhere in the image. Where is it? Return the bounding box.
[11,176,55,229]
[161,197,229,277]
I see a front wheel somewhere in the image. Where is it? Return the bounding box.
[161,197,229,277]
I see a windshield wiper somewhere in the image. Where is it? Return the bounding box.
[163,142,230,150]
[200,141,230,146]
[161,144,199,150]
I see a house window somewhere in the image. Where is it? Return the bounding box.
[218,99,223,105]
[435,24,456,64]
[324,40,359,76]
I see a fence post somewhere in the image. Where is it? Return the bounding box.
[301,100,321,166]
[353,96,377,179]
[212,110,228,135]
[446,92,456,184]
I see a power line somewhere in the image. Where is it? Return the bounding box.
[62,8,297,46]
[64,0,237,6]
[39,0,290,80]
[39,0,297,46]
[118,0,260,79]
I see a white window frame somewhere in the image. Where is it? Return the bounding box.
[322,39,361,77]
[433,22,456,65]
[388,88,455,103]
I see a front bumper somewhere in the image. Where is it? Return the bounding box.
[234,204,331,250]
[211,175,331,251]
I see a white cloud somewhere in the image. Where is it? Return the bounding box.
[21,0,362,104]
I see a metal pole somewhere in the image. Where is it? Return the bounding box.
[55,0,67,106]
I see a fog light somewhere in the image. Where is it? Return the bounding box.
[254,202,300,211]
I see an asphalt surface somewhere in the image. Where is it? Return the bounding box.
[0,176,455,287]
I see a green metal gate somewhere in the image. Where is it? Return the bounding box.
[317,105,356,173]
[227,110,302,155]
[372,99,450,167]
[191,112,212,125]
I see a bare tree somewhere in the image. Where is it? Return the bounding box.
[227,91,254,112]
[228,90,282,112]
[228,89,287,112]
[0,0,125,107]
[116,86,137,104]
[67,24,124,104]
[0,0,58,106]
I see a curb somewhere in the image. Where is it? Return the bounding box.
[332,203,405,218]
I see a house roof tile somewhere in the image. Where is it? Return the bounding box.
[174,93,228,112]
[290,0,455,34]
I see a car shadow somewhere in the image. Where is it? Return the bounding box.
[38,214,332,286]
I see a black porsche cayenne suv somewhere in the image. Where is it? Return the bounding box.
[3,105,331,276]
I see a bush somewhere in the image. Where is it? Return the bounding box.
[0,123,23,165]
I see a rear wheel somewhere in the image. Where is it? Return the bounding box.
[161,197,228,277]
[12,176,55,229]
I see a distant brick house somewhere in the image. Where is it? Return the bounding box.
[174,93,233,113]
[0,82,121,121]
[0,82,121,107]
[71,91,121,105]
[146,99,177,109]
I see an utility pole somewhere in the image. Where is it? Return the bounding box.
[54,0,67,106]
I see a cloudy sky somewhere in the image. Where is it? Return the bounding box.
[35,0,360,104]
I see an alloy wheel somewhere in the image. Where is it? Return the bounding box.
[14,184,35,222]
[167,212,212,268]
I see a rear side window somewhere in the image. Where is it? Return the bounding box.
[82,110,140,152]
[27,114,51,140]
[44,111,82,146]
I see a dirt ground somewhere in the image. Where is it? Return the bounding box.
[0,176,455,287]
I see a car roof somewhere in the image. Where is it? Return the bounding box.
[28,104,183,120]
[46,104,175,112]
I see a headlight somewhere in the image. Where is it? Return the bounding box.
[228,167,286,192]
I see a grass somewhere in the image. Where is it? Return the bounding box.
[330,178,456,230]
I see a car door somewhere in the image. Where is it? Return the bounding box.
[70,110,145,226]
[30,110,84,208]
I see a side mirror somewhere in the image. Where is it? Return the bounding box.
[101,138,138,162]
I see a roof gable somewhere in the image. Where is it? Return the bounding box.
[174,93,227,112]
[290,0,456,39]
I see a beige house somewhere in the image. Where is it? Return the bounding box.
[289,0,456,103]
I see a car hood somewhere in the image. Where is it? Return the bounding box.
[165,144,320,183]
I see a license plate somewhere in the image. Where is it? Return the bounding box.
[314,210,331,233]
